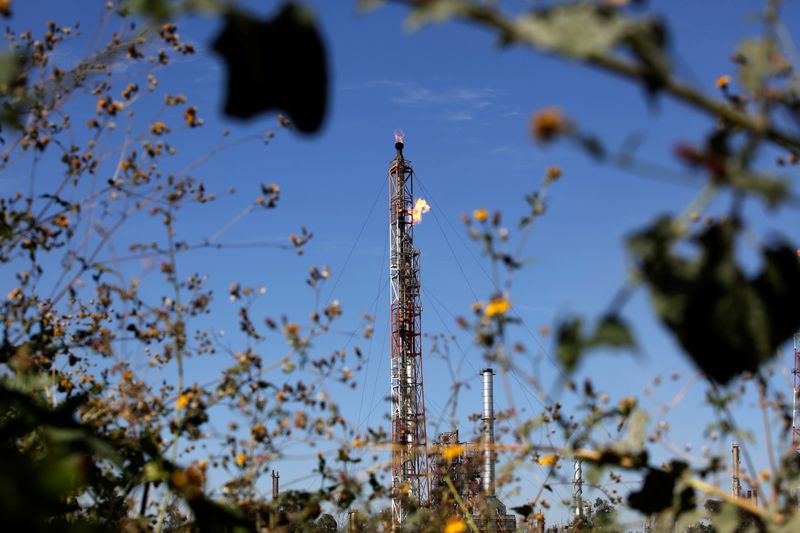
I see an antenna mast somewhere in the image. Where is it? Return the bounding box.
[389,133,430,529]
[793,334,800,451]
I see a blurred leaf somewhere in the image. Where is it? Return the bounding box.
[555,317,583,372]
[728,171,788,207]
[129,0,174,20]
[511,504,533,519]
[737,39,778,95]
[628,462,691,515]
[555,314,636,372]
[590,314,636,349]
[612,409,649,455]
[628,217,800,383]
[405,0,468,31]
[514,4,633,58]
[212,3,328,133]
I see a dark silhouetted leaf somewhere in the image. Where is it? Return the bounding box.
[511,504,533,519]
[628,217,800,383]
[212,3,328,134]
[628,462,691,515]
[556,314,636,372]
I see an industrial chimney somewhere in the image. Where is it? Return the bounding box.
[731,442,741,498]
[482,368,496,496]
[574,457,583,518]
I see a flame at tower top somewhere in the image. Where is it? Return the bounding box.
[394,129,405,156]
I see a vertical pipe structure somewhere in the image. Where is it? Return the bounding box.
[272,470,280,500]
[731,443,741,498]
[573,458,583,518]
[389,135,430,530]
[482,368,496,496]
[793,333,800,451]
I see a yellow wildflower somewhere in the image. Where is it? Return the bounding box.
[715,75,731,90]
[530,107,567,142]
[283,323,300,336]
[442,444,465,461]
[538,454,558,466]
[618,396,637,415]
[485,297,510,318]
[54,215,70,227]
[444,517,467,533]
[473,208,488,222]
[235,453,247,466]
[545,166,562,183]
[170,469,188,488]
[176,393,190,409]
[151,121,168,135]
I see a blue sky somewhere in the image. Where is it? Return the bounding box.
[5,0,800,526]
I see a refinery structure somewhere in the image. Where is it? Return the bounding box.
[269,135,796,532]
[385,135,519,531]
[383,134,778,531]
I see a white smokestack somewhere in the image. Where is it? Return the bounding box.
[574,458,583,517]
[482,368,495,496]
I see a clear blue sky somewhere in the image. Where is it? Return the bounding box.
[5,0,800,526]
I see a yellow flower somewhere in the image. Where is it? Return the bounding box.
[176,393,190,409]
[283,323,300,335]
[715,75,731,89]
[485,297,510,318]
[538,454,558,466]
[442,444,465,461]
[54,215,70,228]
[473,208,488,222]
[618,396,637,414]
[151,121,168,135]
[545,166,562,183]
[235,453,247,466]
[530,107,567,142]
[444,517,467,533]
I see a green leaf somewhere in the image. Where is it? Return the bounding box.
[728,171,789,207]
[555,314,636,372]
[588,314,636,350]
[405,0,469,31]
[513,4,637,59]
[129,0,174,20]
[628,218,800,383]
[555,317,583,372]
[737,39,787,95]
[212,3,328,134]
[612,409,649,455]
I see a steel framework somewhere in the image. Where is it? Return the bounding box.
[793,334,800,450]
[388,138,430,529]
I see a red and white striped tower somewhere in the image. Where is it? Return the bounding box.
[388,133,430,529]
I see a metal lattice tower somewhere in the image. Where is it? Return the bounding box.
[388,136,430,529]
[793,334,800,451]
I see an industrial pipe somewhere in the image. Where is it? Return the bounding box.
[482,368,495,496]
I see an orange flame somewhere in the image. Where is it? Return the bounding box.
[410,198,430,224]
[394,129,404,144]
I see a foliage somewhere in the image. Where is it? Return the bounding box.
[2,0,800,532]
